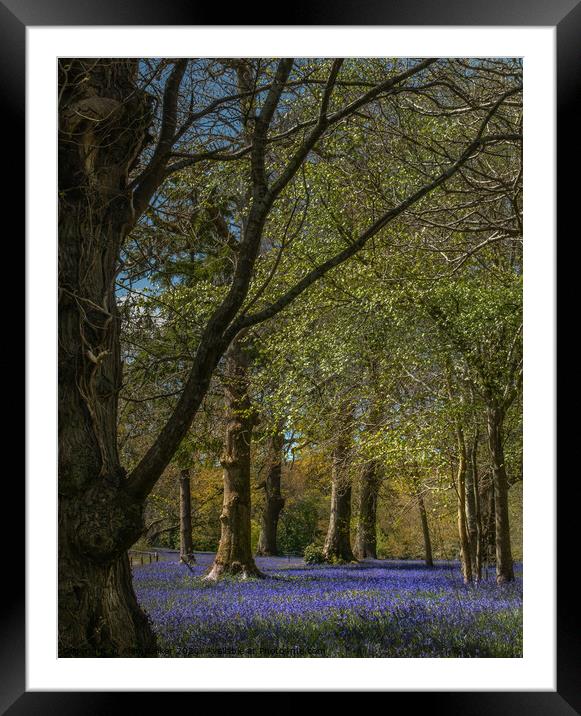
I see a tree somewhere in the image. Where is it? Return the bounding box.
[59,59,159,656]
[205,334,262,579]
[355,459,381,559]
[416,488,434,567]
[426,274,522,583]
[178,469,195,564]
[323,403,356,562]
[464,428,483,579]
[256,430,286,556]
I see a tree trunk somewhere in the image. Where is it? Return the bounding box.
[417,491,434,567]
[59,505,155,656]
[487,406,515,583]
[355,460,380,559]
[256,432,285,557]
[482,478,496,576]
[58,60,156,655]
[456,438,472,583]
[206,335,262,580]
[455,427,473,584]
[179,469,195,564]
[323,429,355,563]
[465,433,482,581]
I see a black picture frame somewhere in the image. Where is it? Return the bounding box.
[9,0,577,710]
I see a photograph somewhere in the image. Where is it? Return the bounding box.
[57,55,524,659]
[11,0,574,704]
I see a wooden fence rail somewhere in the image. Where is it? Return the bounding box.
[129,549,160,566]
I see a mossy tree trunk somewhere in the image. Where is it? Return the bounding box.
[206,335,263,580]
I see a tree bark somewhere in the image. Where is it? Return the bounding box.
[256,432,285,557]
[323,428,355,562]
[455,427,473,584]
[59,496,155,656]
[58,59,156,656]
[487,406,515,583]
[465,432,482,580]
[482,478,496,574]
[355,460,380,559]
[206,335,262,580]
[417,491,434,567]
[179,469,195,564]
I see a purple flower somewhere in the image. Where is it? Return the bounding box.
[132,554,523,658]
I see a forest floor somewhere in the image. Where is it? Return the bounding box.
[132,553,522,658]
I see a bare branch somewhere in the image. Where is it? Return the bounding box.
[131,60,188,221]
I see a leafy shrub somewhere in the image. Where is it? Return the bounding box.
[303,543,326,564]
[278,496,321,555]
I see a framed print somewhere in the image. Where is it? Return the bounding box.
[9,0,577,710]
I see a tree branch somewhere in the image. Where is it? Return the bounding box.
[131,60,188,221]
[269,59,437,201]
[228,119,520,338]
[123,69,520,505]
